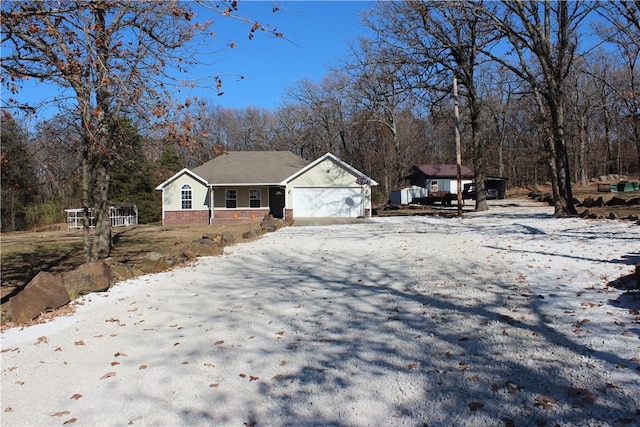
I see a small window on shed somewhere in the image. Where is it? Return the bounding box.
[249,189,261,208]
[181,184,192,209]
[226,189,237,208]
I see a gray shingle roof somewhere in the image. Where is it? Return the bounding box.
[191,151,309,185]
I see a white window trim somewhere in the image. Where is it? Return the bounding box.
[181,184,192,210]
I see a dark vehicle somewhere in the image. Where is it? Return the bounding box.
[486,188,499,200]
[463,184,499,200]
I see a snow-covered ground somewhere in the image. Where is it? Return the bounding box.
[2,200,639,427]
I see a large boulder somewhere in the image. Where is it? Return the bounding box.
[260,215,284,232]
[62,261,113,300]
[107,262,136,283]
[140,256,169,274]
[581,196,604,208]
[10,271,70,324]
[202,231,236,245]
[606,196,627,206]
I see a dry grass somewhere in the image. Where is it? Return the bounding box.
[1,221,264,311]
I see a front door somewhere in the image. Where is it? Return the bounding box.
[268,187,285,218]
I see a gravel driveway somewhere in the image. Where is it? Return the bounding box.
[2,202,639,426]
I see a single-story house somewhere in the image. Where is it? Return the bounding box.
[405,164,475,195]
[155,151,378,225]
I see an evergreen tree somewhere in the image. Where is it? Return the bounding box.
[0,114,37,231]
[109,117,161,224]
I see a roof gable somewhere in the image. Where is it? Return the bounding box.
[283,152,379,186]
[155,168,208,190]
[412,164,474,179]
[191,151,309,185]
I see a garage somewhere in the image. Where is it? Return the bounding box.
[293,187,364,217]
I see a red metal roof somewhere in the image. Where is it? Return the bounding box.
[412,164,474,179]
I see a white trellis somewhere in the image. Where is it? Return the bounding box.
[65,205,138,230]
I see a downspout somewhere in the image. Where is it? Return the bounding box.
[209,186,215,225]
[161,188,166,226]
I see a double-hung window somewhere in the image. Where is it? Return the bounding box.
[225,189,237,208]
[181,184,192,209]
[249,189,261,208]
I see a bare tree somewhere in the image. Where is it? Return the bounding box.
[477,1,597,216]
[2,1,281,259]
[342,39,415,195]
[364,0,499,211]
[595,1,640,173]
[284,74,353,160]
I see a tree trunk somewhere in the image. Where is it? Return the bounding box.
[578,114,588,187]
[81,144,92,262]
[90,3,113,260]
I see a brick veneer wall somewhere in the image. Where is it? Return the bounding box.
[164,210,210,226]
[213,209,269,224]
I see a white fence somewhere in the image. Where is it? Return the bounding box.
[65,205,138,230]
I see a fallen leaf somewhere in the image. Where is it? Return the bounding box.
[271,374,282,380]
[247,336,254,339]
[139,365,147,370]
[74,340,85,346]
[215,340,224,345]
[111,362,120,366]
[51,411,71,417]
[100,371,116,380]
[407,363,419,370]
[36,336,48,344]
[209,383,219,388]
[469,402,484,411]
[535,395,556,409]
[239,373,247,378]
[114,352,127,357]
[106,318,120,323]
[14,381,24,385]
[173,342,180,346]
[502,417,515,427]
[568,387,589,397]
[181,361,189,365]
[249,375,259,381]
[55,347,63,352]
[204,362,215,368]
[275,331,285,336]
[70,394,82,400]
[63,417,77,424]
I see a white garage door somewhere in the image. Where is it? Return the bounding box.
[293,187,363,217]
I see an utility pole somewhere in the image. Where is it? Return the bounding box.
[453,75,462,218]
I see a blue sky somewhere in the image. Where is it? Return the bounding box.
[198,1,375,110]
[7,1,374,119]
